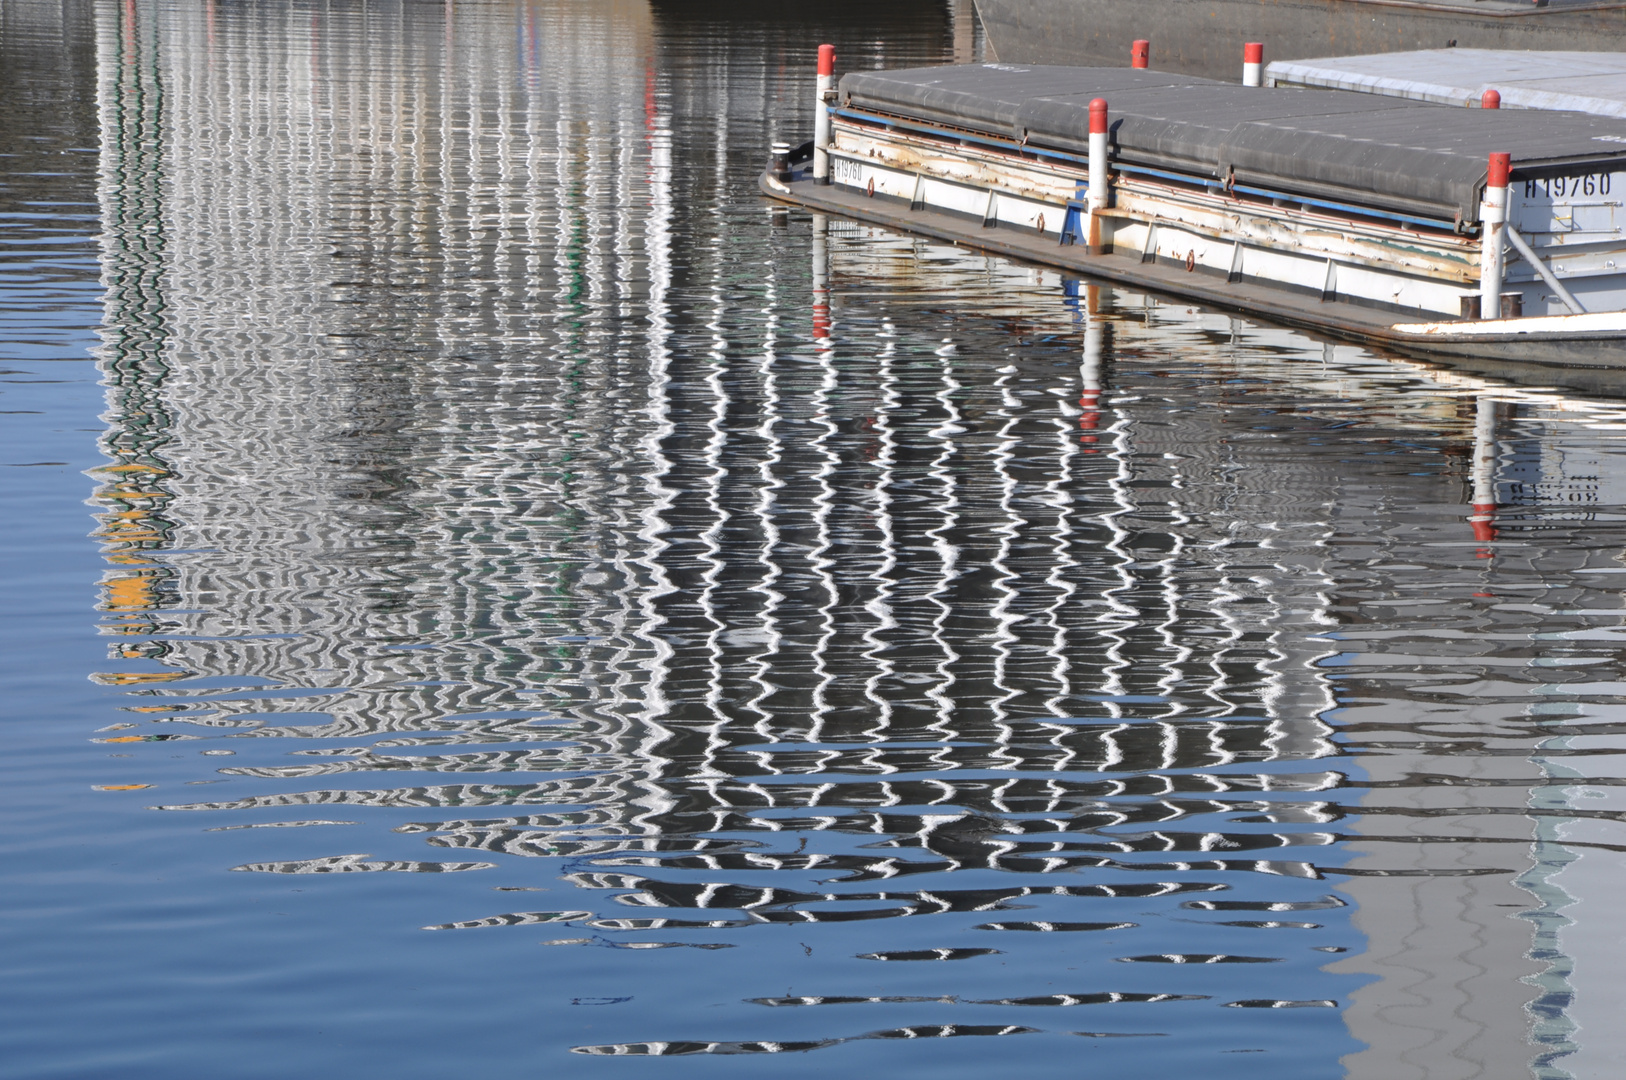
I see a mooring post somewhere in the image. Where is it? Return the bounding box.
[814,44,836,185]
[1479,152,1510,320]
[1131,39,1149,69]
[771,141,793,183]
[1481,88,1501,110]
[1087,98,1110,253]
[1243,42,1263,86]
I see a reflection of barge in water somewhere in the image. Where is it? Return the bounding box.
[973,0,1626,82]
[762,62,1626,369]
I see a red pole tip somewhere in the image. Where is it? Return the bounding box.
[1131,39,1149,68]
[818,44,835,76]
[1481,87,1501,109]
[1488,151,1511,189]
[1089,98,1109,133]
[1244,42,1264,64]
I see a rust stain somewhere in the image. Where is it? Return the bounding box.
[90,670,191,686]
[102,573,158,612]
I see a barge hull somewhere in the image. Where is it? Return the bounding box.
[974,0,1626,82]
[762,172,1626,369]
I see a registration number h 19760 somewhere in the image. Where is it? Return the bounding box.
[1512,171,1625,236]
[1525,173,1613,199]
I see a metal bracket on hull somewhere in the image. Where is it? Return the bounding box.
[1060,199,1089,246]
[1505,226,1586,314]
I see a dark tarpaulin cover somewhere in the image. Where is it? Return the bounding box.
[839,64,1626,220]
[837,64,1214,137]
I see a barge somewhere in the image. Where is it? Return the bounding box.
[761,57,1626,368]
[973,0,1626,82]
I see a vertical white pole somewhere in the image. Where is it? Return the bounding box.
[1479,152,1510,320]
[1243,42,1263,87]
[814,44,835,185]
[1087,98,1109,253]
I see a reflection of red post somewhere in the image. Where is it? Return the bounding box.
[124,0,137,64]
[1080,312,1104,450]
[813,303,831,342]
[812,214,831,344]
[1079,389,1101,445]
[1469,395,1498,555]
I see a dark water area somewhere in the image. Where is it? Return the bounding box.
[4,1,1626,1077]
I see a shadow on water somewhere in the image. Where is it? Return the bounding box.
[2,1,1625,1078]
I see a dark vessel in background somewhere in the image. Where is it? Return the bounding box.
[974,0,1626,81]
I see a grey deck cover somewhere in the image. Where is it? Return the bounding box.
[1266,49,1626,117]
[840,64,1626,221]
[836,64,1216,136]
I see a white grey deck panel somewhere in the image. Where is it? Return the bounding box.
[1265,50,1626,118]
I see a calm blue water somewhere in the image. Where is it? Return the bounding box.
[5,1,1626,1077]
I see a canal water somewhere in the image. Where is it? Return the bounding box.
[5,1,1626,1077]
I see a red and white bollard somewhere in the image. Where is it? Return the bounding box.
[814,44,836,185]
[1479,152,1510,320]
[1087,98,1109,252]
[1243,42,1264,86]
[1131,39,1149,69]
[1481,87,1501,109]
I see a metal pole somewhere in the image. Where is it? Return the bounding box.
[1505,225,1585,314]
[1087,98,1109,253]
[1243,42,1263,87]
[1131,39,1149,69]
[814,44,835,185]
[1479,152,1510,320]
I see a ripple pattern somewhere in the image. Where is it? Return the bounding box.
[12,1,1626,1078]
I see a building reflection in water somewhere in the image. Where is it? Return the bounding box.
[87,0,1626,1075]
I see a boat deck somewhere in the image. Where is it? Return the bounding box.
[840,64,1626,223]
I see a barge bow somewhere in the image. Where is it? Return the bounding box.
[763,61,1626,371]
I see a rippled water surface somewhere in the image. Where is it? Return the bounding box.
[8,1,1626,1077]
